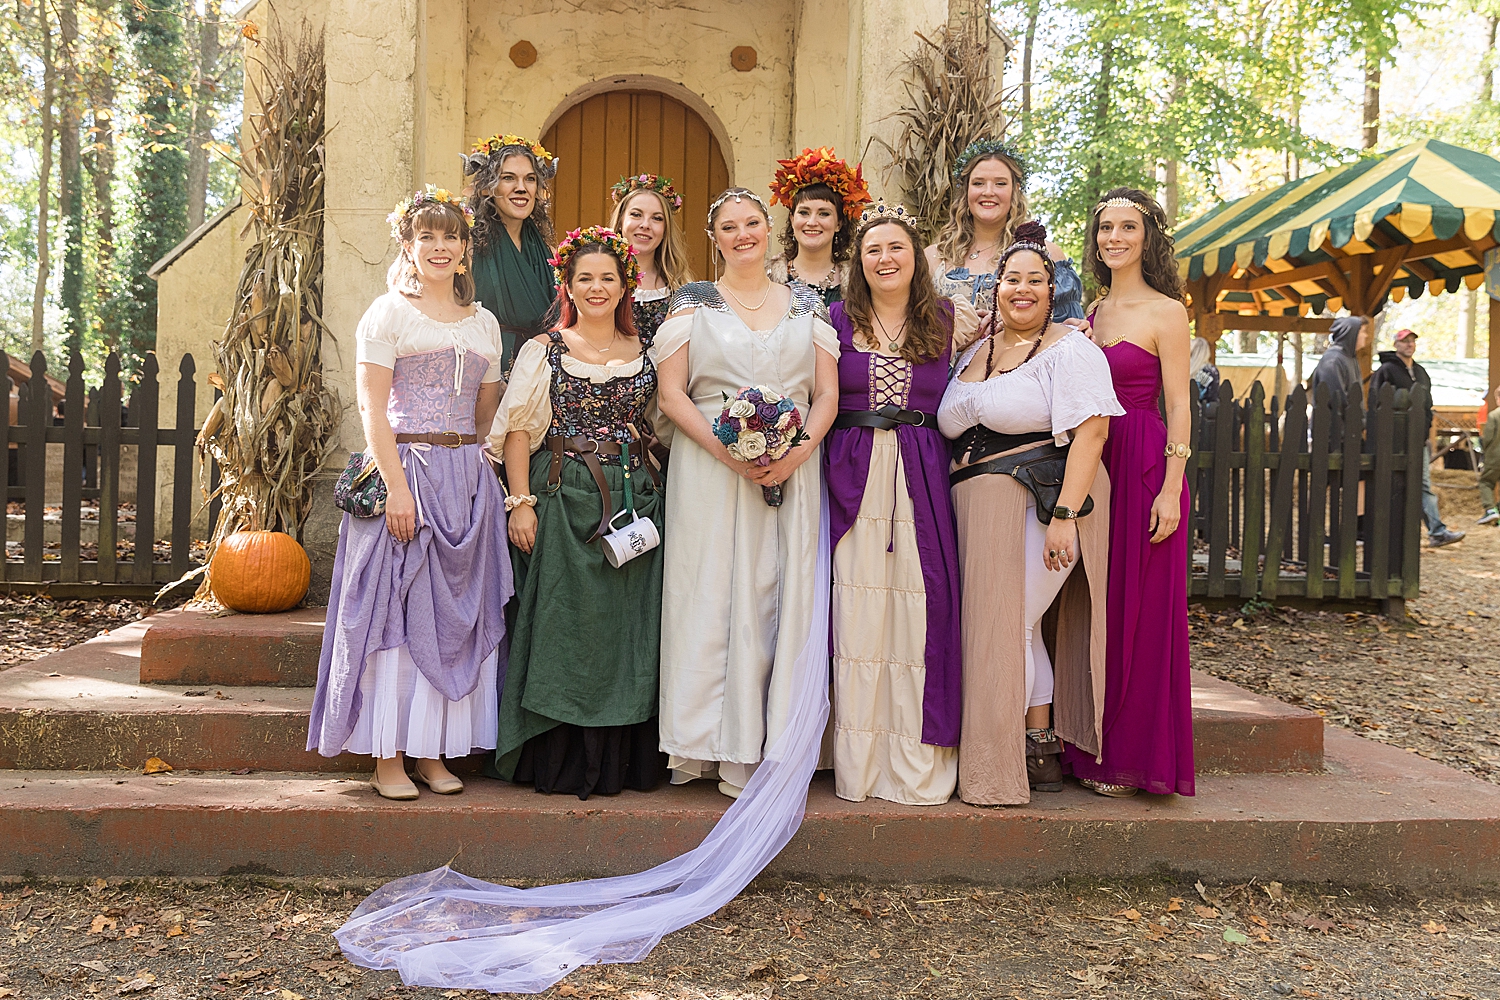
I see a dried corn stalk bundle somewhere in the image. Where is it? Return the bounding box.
[188,22,339,598]
[872,11,1007,246]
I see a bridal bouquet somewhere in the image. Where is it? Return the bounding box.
[713,385,808,508]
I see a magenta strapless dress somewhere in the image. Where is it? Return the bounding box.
[1064,340,1195,795]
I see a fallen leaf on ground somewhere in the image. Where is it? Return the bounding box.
[1165,897,1183,912]
[89,914,117,934]
[78,961,110,974]
[787,973,809,982]
[1115,908,1142,921]
[142,757,173,775]
[1190,953,1220,961]
[1422,920,1447,934]
[1194,905,1220,919]
[1223,928,1249,944]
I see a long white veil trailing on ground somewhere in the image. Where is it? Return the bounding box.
[335,491,832,994]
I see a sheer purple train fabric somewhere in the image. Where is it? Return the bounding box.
[334,491,832,994]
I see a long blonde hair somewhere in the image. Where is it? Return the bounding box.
[934,150,1030,270]
[610,189,694,289]
[386,201,475,306]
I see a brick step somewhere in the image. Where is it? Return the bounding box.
[2,618,1322,775]
[1,728,1494,886]
[140,608,324,687]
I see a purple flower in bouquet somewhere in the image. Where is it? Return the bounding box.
[713,385,808,507]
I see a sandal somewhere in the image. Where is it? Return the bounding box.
[1080,778,1139,798]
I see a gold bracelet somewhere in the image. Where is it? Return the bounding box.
[1164,442,1191,460]
[504,494,538,512]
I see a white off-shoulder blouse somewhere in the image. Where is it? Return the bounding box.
[487,337,653,454]
[355,290,506,383]
[937,327,1124,446]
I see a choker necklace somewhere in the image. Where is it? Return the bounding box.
[790,261,837,289]
[873,312,907,353]
[718,279,773,312]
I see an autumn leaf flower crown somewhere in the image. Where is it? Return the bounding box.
[387,185,475,239]
[769,147,872,221]
[611,173,684,211]
[548,226,641,291]
[952,137,1028,185]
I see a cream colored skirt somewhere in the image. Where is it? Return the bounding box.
[832,430,958,805]
[342,644,499,760]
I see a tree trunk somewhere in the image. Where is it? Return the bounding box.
[1361,50,1380,151]
[1485,15,1498,103]
[186,8,222,230]
[31,0,57,355]
[60,0,84,355]
[1162,157,1179,227]
[1021,0,1040,136]
[89,70,118,351]
[1088,39,1115,206]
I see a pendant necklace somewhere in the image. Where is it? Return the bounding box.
[718,279,773,312]
[873,312,907,353]
[968,242,997,261]
[580,329,616,354]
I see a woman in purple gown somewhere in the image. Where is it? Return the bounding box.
[824,202,978,805]
[1063,188,1195,797]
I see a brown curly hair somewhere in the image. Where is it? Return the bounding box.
[466,146,554,251]
[843,218,951,365]
[1084,187,1184,301]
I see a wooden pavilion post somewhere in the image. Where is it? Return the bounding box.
[1491,294,1500,396]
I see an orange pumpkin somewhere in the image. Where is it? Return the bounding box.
[210,530,311,613]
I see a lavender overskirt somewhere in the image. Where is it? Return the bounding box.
[308,443,513,756]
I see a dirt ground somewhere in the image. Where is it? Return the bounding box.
[2,474,1498,998]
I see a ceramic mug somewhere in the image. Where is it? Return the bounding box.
[602,508,660,568]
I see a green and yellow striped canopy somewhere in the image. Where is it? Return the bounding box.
[1174,139,1500,314]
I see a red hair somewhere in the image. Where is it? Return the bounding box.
[552,246,639,338]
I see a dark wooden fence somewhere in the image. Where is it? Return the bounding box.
[1186,379,1426,617]
[3,349,217,592]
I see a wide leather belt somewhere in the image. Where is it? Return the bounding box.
[833,404,941,431]
[950,426,1052,466]
[395,432,479,447]
[544,434,663,542]
[950,440,1065,487]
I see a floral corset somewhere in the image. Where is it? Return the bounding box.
[546,330,657,469]
[387,347,488,435]
[632,287,671,341]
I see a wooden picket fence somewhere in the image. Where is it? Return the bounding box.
[3,349,217,592]
[1186,379,1427,616]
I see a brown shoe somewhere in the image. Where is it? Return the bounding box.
[1026,733,1064,792]
[1080,778,1139,798]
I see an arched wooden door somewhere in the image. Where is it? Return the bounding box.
[543,90,730,281]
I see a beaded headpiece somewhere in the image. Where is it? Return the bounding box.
[951,138,1027,186]
[856,199,920,232]
[1093,194,1161,229]
[992,220,1055,332]
[611,173,683,211]
[462,134,558,180]
[548,226,641,292]
[769,147,872,221]
[705,188,773,231]
[387,185,474,240]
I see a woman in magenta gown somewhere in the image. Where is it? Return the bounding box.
[1064,187,1195,797]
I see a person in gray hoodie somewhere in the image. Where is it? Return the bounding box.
[1308,315,1368,410]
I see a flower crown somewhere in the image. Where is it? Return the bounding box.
[387,185,475,239]
[857,199,920,231]
[770,147,872,220]
[548,226,641,291]
[611,174,683,211]
[463,134,558,178]
[951,137,1027,185]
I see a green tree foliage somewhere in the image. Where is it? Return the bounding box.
[116,0,188,371]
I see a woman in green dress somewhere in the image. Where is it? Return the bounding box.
[488,227,666,799]
[463,134,559,376]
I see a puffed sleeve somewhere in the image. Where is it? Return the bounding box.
[476,306,505,383]
[486,339,552,455]
[651,313,693,365]
[949,295,982,351]
[1048,332,1125,439]
[354,294,399,368]
[811,314,839,359]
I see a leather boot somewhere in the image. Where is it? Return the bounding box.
[1026,730,1064,792]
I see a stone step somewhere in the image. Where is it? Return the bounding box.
[139,608,324,687]
[2,619,1323,775]
[1,728,1494,887]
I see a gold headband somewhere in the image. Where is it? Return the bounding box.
[1093,195,1160,228]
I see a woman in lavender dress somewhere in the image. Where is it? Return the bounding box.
[308,189,512,800]
[824,203,978,805]
[1063,188,1195,798]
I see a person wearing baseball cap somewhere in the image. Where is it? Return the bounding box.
[1370,328,1465,547]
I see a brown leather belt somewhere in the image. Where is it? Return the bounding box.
[395,432,479,447]
[545,434,664,542]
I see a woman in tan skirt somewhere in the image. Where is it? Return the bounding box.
[937,221,1123,805]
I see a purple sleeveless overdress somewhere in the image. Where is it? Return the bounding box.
[1064,340,1195,795]
[308,347,513,755]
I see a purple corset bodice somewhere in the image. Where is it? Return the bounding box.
[387,348,488,434]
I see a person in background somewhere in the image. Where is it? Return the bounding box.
[608,174,695,340]
[766,147,871,307]
[1308,315,1368,412]
[1478,386,1500,526]
[1189,336,1219,405]
[1370,329,1464,548]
